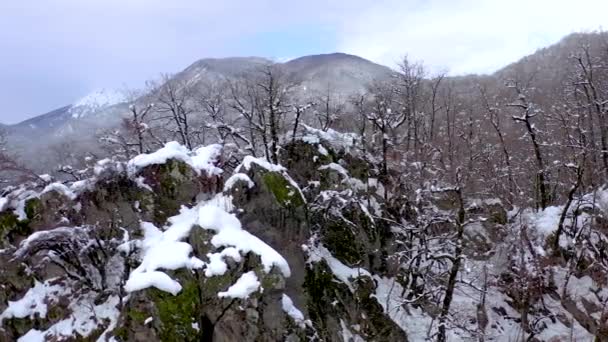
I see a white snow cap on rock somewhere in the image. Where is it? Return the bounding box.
[127,142,223,176]
[218,271,260,299]
[125,200,290,296]
[198,204,291,277]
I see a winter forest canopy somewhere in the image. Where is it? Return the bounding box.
[2,28,608,341]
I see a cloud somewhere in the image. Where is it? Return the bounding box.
[0,0,343,123]
[334,0,608,74]
[1,0,606,123]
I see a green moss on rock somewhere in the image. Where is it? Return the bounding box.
[0,211,31,244]
[149,274,201,342]
[263,172,304,209]
[322,220,365,266]
[24,198,42,220]
[303,261,342,333]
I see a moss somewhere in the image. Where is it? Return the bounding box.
[353,277,408,340]
[343,155,370,180]
[0,211,30,243]
[46,304,67,322]
[0,211,19,235]
[322,220,365,266]
[112,326,129,341]
[303,261,341,332]
[258,269,282,291]
[24,198,42,220]
[149,274,201,342]
[148,160,196,224]
[5,317,34,336]
[263,172,304,209]
[128,309,149,324]
[201,271,234,295]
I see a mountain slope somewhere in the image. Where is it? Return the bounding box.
[283,52,393,95]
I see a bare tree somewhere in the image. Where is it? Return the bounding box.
[571,44,608,179]
[229,63,295,163]
[152,74,198,149]
[507,80,551,210]
[395,56,426,154]
[314,83,344,131]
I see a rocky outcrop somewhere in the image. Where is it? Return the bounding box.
[1,134,606,341]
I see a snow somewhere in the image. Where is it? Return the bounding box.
[127,142,222,177]
[205,247,242,277]
[533,205,563,236]
[18,295,120,342]
[372,276,432,341]
[521,205,565,243]
[41,182,77,200]
[307,243,369,291]
[135,176,153,191]
[319,163,349,177]
[125,271,183,295]
[94,158,112,175]
[235,156,285,173]
[38,174,52,182]
[224,173,254,191]
[0,280,66,322]
[69,89,126,119]
[218,271,260,299]
[281,294,306,328]
[14,198,27,220]
[70,179,95,193]
[0,197,7,212]
[190,144,223,173]
[199,204,291,277]
[234,156,306,205]
[301,124,359,151]
[125,207,204,295]
[15,226,86,259]
[317,144,329,156]
[340,319,365,342]
[18,330,45,341]
[125,200,289,296]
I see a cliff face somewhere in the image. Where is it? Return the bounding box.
[0,130,403,341]
[0,127,606,341]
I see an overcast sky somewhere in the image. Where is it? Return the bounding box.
[1,0,606,124]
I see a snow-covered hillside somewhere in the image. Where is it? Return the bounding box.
[68,89,126,119]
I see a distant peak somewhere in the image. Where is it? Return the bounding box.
[72,88,125,108]
[69,89,126,119]
[285,52,366,63]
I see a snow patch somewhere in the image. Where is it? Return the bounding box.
[281,294,306,328]
[218,271,260,299]
[69,89,126,119]
[0,280,66,322]
[199,204,291,277]
[127,142,222,177]
[41,182,77,200]
[307,243,370,291]
[224,173,254,191]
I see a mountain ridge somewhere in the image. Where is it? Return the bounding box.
[4,32,604,127]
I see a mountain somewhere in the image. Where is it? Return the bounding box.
[179,56,272,81]
[68,89,126,119]
[284,52,393,95]
[6,53,390,138]
[4,53,394,171]
[10,89,126,139]
[6,32,608,171]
